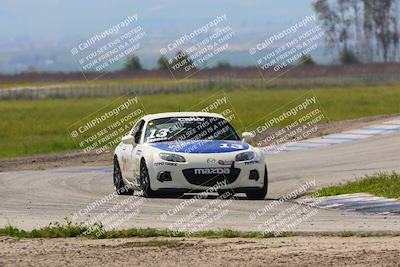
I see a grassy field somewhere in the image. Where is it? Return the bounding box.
[317,172,400,199]
[0,86,399,159]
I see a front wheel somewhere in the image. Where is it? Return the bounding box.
[139,160,157,198]
[246,166,268,200]
[113,158,134,195]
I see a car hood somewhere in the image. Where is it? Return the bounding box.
[148,140,249,154]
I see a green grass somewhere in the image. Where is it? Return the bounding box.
[319,231,400,237]
[1,221,399,239]
[317,172,400,199]
[0,220,292,239]
[0,86,399,158]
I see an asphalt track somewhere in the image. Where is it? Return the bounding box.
[1,132,400,232]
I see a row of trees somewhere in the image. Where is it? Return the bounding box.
[124,51,317,71]
[313,0,400,63]
[124,51,233,71]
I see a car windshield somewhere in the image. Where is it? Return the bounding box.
[144,116,240,143]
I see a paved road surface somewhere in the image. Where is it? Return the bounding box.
[1,133,400,232]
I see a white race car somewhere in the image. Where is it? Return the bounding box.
[113,112,268,199]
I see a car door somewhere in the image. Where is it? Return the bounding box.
[131,120,145,185]
[125,119,145,184]
[118,139,132,181]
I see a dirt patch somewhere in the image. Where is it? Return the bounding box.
[1,236,399,266]
[0,115,396,172]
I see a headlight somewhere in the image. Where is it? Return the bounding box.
[235,151,255,162]
[159,153,186,162]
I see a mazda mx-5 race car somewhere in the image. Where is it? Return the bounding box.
[113,112,268,199]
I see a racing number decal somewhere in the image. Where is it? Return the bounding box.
[220,143,244,149]
[148,129,169,139]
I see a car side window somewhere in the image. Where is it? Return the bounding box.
[132,120,145,144]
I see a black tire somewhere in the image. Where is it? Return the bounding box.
[113,157,134,195]
[246,166,268,200]
[139,160,157,198]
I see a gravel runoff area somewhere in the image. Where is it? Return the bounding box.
[1,236,400,266]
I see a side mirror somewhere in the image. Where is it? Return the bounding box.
[241,132,255,143]
[121,135,135,145]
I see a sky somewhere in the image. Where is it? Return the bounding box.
[0,0,316,73]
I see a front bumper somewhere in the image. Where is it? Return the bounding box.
[147,153,266,191]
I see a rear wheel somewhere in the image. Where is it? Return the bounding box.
[140,160,157,198]
[113,158,134,195]
[246,166,268,200]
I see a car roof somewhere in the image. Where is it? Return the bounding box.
[141,112,225,121]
